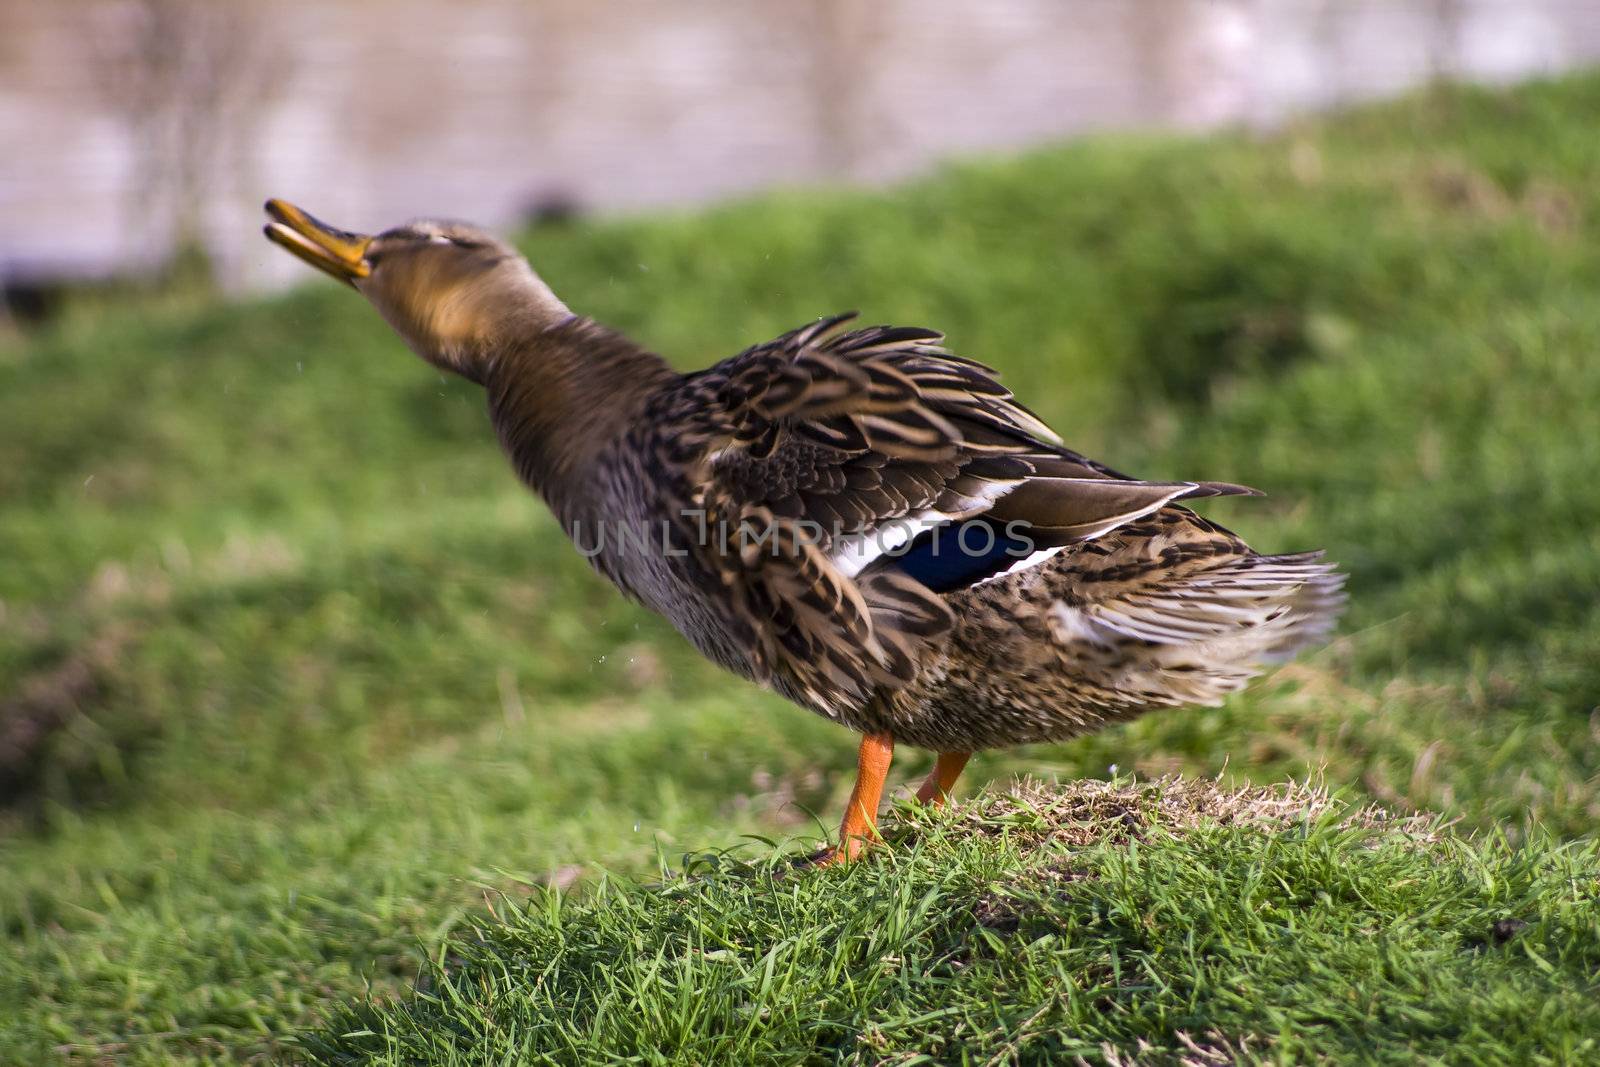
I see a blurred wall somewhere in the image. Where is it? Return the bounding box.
[3,0,1599,292]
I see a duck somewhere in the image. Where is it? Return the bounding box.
[263,199,1345,863]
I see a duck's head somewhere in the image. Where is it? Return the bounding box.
[263,199,570,382]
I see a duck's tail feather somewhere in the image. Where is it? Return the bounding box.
[1049,550,1346,709]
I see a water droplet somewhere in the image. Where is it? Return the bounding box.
[633,822,640,832]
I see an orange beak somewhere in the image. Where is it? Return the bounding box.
[263,199,372,286]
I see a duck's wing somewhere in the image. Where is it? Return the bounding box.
[671,313,1254,715]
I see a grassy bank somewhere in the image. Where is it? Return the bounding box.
[3,74,1599,1062]
[304,780,1600,1065]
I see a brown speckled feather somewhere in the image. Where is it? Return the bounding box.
[475,307,1343,745]
[533,312,1340,737]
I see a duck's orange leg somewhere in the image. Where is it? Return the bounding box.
[914,751,971,807]
[822,731,894,863]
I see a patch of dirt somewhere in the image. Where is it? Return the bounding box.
[940,776,1438,975]
[0,628,130,804]
[1464,916,1531,952]
[945,774,1439,856]
[729,766,828,829]
[971,895,1021,934]
[1411,159,1582,237]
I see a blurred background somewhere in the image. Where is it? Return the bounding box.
[4,2,1600,1063]
[5,0,1600,301]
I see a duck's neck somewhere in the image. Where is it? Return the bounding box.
[482,317,679,524]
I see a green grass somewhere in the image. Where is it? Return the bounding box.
[303,780,1600,1065]
[3,73,1599,1063]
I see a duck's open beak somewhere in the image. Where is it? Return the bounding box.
[263,199,372,285]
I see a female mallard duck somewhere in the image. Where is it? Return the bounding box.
[264,199,1344,862]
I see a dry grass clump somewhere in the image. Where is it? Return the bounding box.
[938,773,1441,854]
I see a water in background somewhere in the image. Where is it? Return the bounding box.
[3,0,1598,291]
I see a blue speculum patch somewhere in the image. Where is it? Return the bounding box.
[889,518,1035,593]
